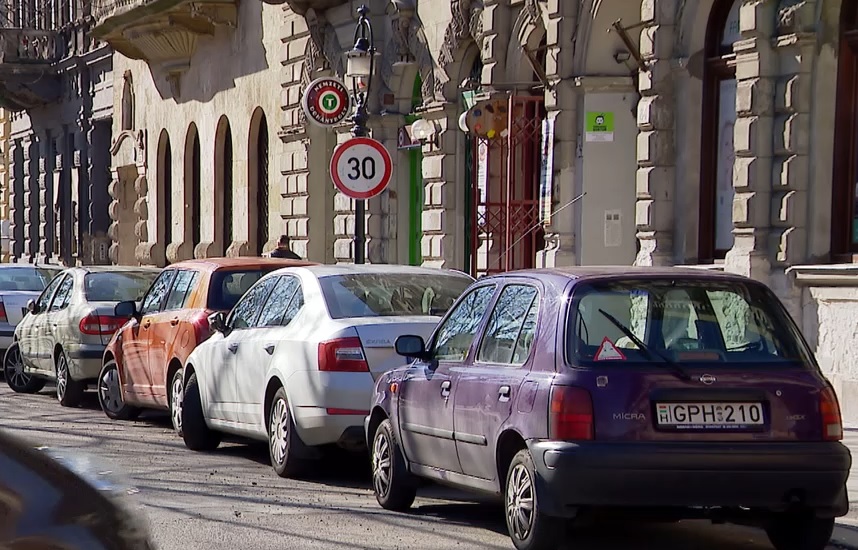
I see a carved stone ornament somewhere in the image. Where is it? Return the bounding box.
[777,0,806,34]
[381,0,450,104]
[438,0,484,79]
[302,8,344,87]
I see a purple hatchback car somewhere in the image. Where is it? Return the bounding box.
[365,267,851,550]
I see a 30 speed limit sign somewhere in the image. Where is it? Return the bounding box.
[330,137,393,200]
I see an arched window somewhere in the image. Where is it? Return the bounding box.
[121,73,134,131]
[251,111,269,255]
[157,131,173,259]
[699,0,741,263]
[832,2,858,259]
[221,121,234,253]
[191,129,201,252]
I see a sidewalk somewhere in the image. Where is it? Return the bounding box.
[830,429,858,548]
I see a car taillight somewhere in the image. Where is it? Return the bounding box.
[189,310,213,343]
[318,337,369,372]
[820,386,843,441]
[79,314,125,335]
[549,385,594,441]
[0,300,7,323]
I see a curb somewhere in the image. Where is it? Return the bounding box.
[832,523,858,549]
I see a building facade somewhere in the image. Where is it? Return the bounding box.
[94,0,858,424]
[0,108,11,262]
[1,0,114,266]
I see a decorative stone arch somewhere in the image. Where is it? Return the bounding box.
[437,0,485,102]
[108,129,148,265]
[166,123,199,263]
[505,0,547,87]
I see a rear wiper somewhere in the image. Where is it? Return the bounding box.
[597,309,692,381]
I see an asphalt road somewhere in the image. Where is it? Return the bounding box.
[0,383,842,550]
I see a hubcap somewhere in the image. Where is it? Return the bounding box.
[56,355,68,400]
[99,366,124,414]
[372,431,392,497]
[4,347,30,389]
[269,398,289,465]
[506,463,535,541]
[171,375,183,432]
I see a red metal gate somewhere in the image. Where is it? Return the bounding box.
[469,95,545,277]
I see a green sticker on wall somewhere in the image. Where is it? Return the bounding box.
[585,112,615,142]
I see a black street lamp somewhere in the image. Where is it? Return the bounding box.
[345,4,375,264]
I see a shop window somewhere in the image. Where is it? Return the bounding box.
[832,2,858,259]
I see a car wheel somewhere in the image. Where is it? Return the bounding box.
[97,360,140,421]
[4,343,45,394]
[169,369,184,436]
[181,372,221,451]
[268,387,309,478]
[56,349,85,408]
[505,449,565,550]
[765,513,834,550]
[372,418,416,511]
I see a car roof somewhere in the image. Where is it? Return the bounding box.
[293,264,473,278]
[499,266,754,283]
[167,258,316,272]
[74,266,163,274]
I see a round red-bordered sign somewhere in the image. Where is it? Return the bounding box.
[301,77,351,127]
[330,137,393,200]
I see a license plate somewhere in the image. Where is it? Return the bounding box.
[655,402,765,430]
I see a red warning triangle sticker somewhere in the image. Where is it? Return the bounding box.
[594,337,626,361]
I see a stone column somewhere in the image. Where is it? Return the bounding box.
[22,135,37,261]
[367,116,400,264]
[51,132,65,264]
[538,0,578,267]
[724,0,776,283]
[635,0,677,267]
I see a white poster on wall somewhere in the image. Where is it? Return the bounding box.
[539,118,555,225]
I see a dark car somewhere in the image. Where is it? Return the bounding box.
[365,267,851,550]
[0,428,154,549]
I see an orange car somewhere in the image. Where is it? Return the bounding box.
[97,258,313,431]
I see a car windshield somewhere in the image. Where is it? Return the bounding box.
[567,279,813,367]
[0,266,61,291]
[319,272,473,320]
[208,269,278,311]
[85,271,159,302]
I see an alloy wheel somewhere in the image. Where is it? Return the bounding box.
[269,398,289,465]
[5,347,30,389]
[372,431,392,497]
[171,375,183,433]
[506,463,535,542]
[56,354,68,401]
[99,366,124,414]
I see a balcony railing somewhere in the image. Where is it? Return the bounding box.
[0,28,60,64]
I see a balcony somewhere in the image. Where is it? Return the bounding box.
[0,29,62,111]
[91,0,238,95]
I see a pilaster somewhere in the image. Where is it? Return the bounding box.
[635,0,677,266]
[724,0,776,282]
[8,140,22,261]
[538,0,578,267]
[22,136,37,261]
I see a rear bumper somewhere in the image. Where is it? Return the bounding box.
[65,343,106,381]
[291,406,367,450]
[528,440,852,519]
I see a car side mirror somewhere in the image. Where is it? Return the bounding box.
[114,300,138,319]
[26,299,37,314]
[208,311,227,333]
[395,335,428,360]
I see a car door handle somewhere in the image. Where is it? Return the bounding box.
[264,343,275,355]
[228,343,239,354]
[440,379,451,397]
[498,385,511,402]
[170,318,180,327]
[142,321,151,329]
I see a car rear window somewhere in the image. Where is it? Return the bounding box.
[567,279,813,367]
[319,272,473,320]
[84,271,159,302]
[208,269,278,311]
[0,266,61,291]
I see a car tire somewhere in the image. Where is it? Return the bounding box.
[169,368,184,436]
[56,349,85,408]
[765,513,834,550]
[505,449,565,550]
[97,360,141,421]
[371,418,416,511]
[267,387,309,478]
[4,343,45,394]
[181,372,221,451]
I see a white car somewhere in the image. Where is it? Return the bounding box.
[178,264,474,477]
[0,264,64,354]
